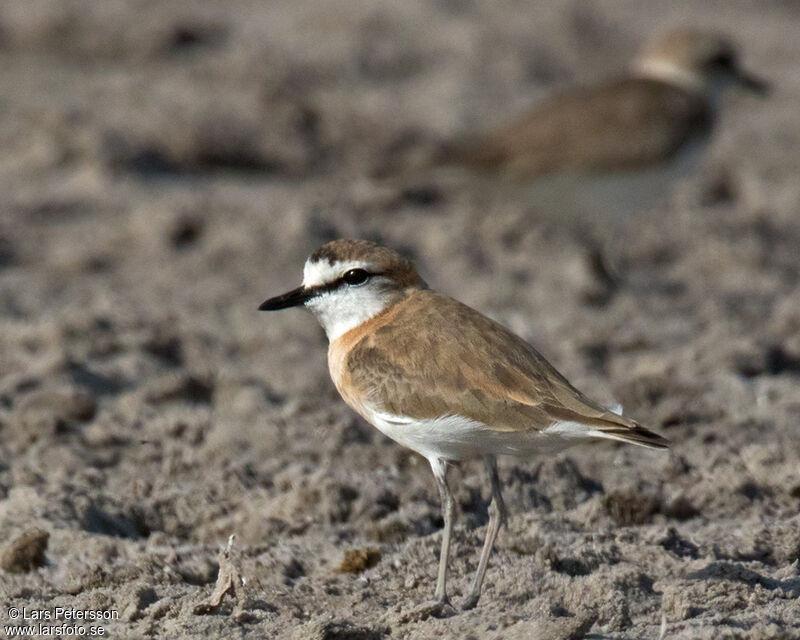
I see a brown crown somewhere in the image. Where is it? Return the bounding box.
[309,239,426,290]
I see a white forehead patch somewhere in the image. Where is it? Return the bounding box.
[632,58,706,94]
[302,259,373,287]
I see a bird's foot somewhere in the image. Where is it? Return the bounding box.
[401,596,457,622]
[461,592,480,611]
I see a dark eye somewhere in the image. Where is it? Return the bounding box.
[342,269,370,286]
[709,52,734,69]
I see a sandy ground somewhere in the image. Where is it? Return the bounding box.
[1,1,800,638]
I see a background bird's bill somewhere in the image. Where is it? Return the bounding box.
[731,61,769,95]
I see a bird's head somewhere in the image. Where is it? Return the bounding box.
[260,239,426,341]
[634,28,769,99]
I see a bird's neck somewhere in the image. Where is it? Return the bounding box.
[327,295,407,365]
[312,288,415,343]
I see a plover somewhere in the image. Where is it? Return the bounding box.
[426,28,768,218]
[260,239,668,611]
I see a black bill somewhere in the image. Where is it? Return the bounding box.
[259,286,313,311]
[737,69,770,96]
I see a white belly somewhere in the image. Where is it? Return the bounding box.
[365,409,586,463]
[524,136,708,221]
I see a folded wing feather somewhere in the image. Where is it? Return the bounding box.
[346,290,668,450]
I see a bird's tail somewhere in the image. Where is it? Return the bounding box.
[587,421,669,450]
[372,135,485,183]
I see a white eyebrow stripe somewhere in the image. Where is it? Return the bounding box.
[302,260,373,288]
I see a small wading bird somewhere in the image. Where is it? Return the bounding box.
[405,28,769,222]
[260,239,668,613]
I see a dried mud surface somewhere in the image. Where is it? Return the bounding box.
[1,1,800,638]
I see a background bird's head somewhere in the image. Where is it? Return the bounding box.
[634,28,769,99]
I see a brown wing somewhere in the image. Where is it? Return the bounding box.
[346,290,667,448]
[439,77,710,178]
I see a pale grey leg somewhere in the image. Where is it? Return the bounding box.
[462,455,507,610]
[430,457,455,605]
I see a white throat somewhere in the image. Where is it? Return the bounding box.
[302,259,395,342]
[632,58,707,95]
[306,290,392,342]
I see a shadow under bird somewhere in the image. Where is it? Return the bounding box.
[422,28,769,218]
[260,239,668,613]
